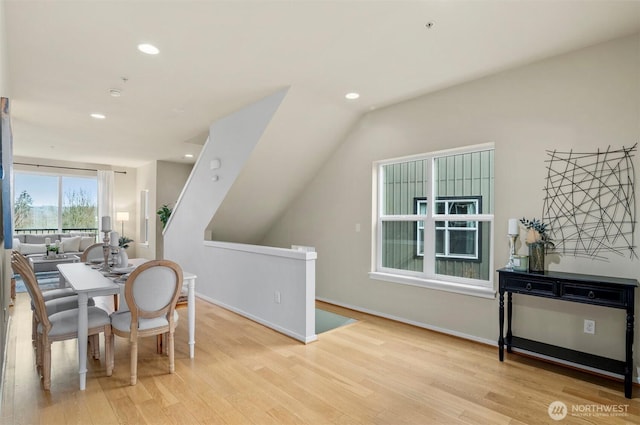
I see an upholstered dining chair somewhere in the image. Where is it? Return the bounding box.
[11,252,113,390]
[81,242,105,263]
[11,251,86,345]
[110,260,183,385]
[12,250,77,301]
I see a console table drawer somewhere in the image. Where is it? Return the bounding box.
[503,277,555,296]
[561,284,626,307]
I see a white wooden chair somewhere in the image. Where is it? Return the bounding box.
[110,260,183,385]
[81,242,105,263]
[11,251,113,390]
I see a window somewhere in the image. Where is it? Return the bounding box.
[14,172,98,233]
[415,196,481,260]
[371,143,495,298]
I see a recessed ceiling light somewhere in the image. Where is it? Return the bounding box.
[345,92,360,100]
[137,43,159,55]
[184,154,194,159]
[90,113,106,119]
[109,89,122,97]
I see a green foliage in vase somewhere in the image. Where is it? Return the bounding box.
[119,236,133,249]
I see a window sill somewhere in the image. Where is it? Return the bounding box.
[369,272,496,299]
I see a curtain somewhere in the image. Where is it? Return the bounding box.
[97,170,115,232]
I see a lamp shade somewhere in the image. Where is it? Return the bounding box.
[116,211,130,222]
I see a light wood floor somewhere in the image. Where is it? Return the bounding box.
[1,293,639,425]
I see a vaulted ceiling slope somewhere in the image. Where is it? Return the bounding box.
[5,1,640,243]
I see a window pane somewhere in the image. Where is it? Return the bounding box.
[14,174,58,230]
[434,150,494,214]
[435,229,444,254]
[381,221,423,272]
[435,222,491,280]
[449,229,475,256]
[449,220,475,228]
[14,173,98,233]
[62,176,98,230]
[382,160,428,215]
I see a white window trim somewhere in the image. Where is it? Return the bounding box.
[371,142,495,298]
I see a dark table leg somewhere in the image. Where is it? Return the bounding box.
[625,303,634,398]
[507,292,513,353]
[499,289,505,361]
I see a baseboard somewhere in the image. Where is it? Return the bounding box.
[195,292,317,344]
[315,296,495,346]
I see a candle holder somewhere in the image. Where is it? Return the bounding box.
[101,230,111,272]
[505,234,519,270]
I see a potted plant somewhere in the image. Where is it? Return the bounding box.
[520,217,554,273]
[157,204,172,229]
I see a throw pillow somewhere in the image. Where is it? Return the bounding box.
[20,243,46,255]
[60,236,81,253]
[79,236,96,251]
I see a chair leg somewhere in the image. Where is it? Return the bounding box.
[35,331,43,376]
[89,335,94,358]
[90,334,100,359]
[156,334,163,354]
[43,338,51,391]
[130,339,138,385]
[169,331,175,374]
[104,328,113,377]
[32,313,37,347]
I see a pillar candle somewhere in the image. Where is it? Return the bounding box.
[508,218,519,235]
[44,237,51,245]
[110,231,119,247]
[102,216,112,232]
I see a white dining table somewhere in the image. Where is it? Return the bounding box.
[58,260,197,390]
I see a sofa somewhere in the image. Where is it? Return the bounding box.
[13,232,98,259]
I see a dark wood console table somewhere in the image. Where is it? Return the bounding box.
[497,268,637,399]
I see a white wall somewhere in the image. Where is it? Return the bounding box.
[164,90,321,341]
[201,241,317,343]
[263,34,640,363]
[156,160,192,259]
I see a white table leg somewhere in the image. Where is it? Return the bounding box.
[187,278,195,358]
[77,292,89,390]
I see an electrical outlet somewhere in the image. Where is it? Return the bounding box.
[274,291,281,304]
[584,319,595,334]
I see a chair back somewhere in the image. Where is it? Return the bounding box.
[10,251,51,332]
[81,243,104,262]
[123,260,183,328]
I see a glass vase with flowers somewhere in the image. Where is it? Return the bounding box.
[520,218,554,273]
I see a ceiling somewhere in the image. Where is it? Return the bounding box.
[4,1,640,243]
[5,1,640,168]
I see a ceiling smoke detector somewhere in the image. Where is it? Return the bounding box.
[109,89,122,97]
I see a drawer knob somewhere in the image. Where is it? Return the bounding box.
[588,291,595,299]
[525,283,532,291]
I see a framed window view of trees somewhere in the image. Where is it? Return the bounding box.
[13,172,98,234]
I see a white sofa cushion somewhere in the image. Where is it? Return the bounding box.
[60,236,81,253]
[20,243,46,255]
[79,236,96,251]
